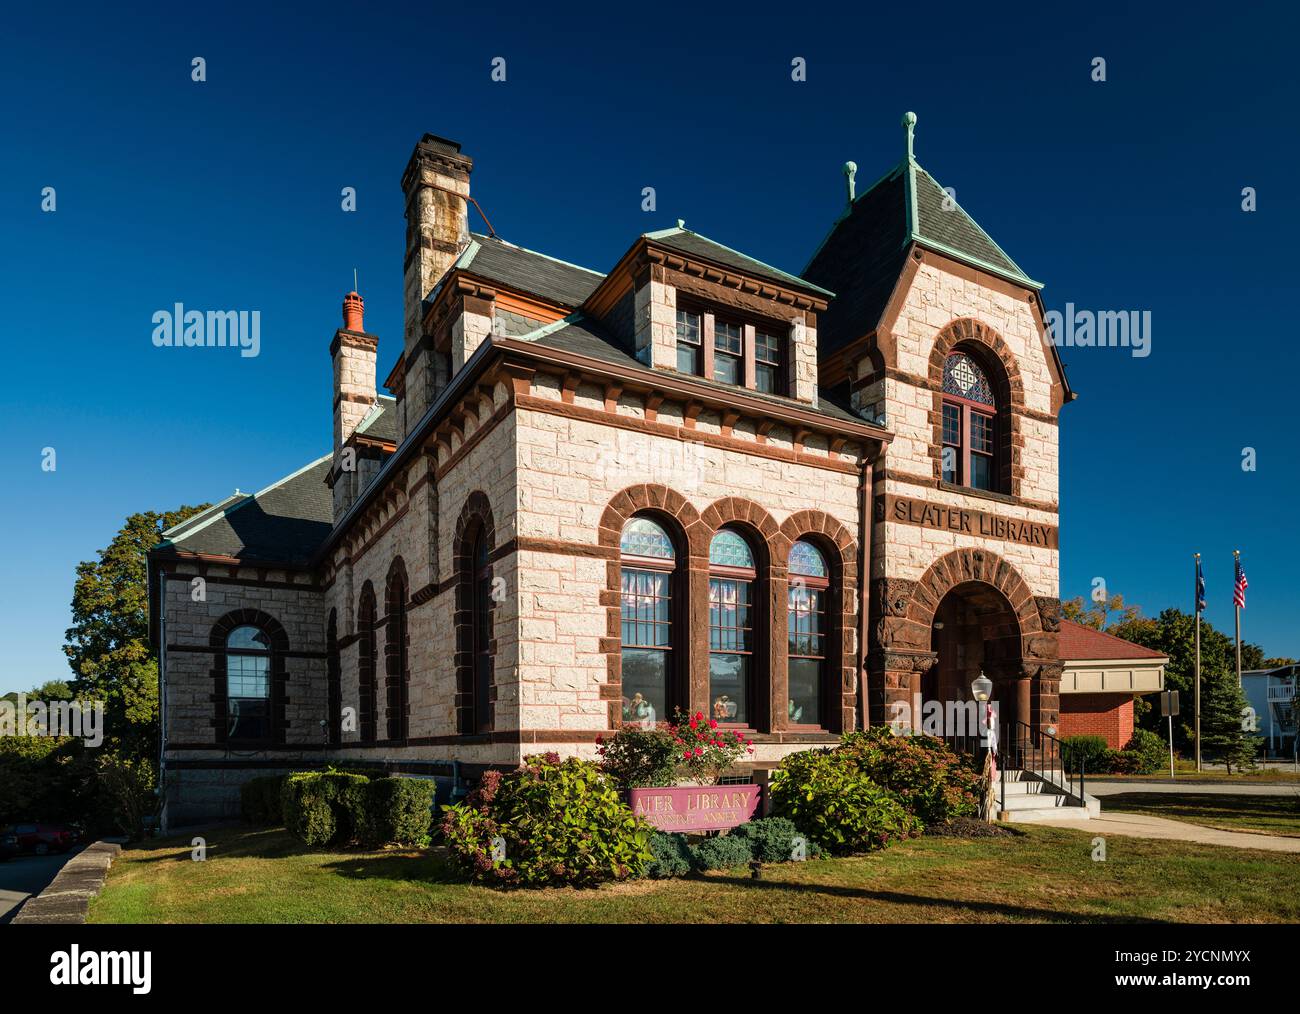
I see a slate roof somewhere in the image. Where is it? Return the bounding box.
[645,226,834,298]
[1059,620,1169,662]
[520,314,862,424]
[152,455,334,567]
[447,233,605,308]
[356,395,398,443]
[802,155,1039,352]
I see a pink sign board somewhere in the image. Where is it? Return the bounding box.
[628,785,761,832]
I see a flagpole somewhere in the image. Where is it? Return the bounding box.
[1234,549,1242,687]
[1194,552,1202,773]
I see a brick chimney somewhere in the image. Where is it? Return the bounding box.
[330,290,378,522]
[400,134,473,436]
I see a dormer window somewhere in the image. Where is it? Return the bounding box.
[755,329,784,395]
[675,309,702,375]
[713,320,743,384]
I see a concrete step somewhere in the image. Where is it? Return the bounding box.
[1000,780,1059,796]
[998,791,1076,811]
[1001,806,1094,823]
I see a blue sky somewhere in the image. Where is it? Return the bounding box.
[2,1,1296,694]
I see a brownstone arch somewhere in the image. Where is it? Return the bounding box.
[597,484,701,728]
[777,510,859,733]
[927,317,1025,497]
[869,547,1059,735]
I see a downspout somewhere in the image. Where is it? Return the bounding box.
[857,456,874,731]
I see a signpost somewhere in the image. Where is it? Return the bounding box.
[1160,690,1180,778]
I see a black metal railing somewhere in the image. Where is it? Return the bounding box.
[999,720,1085,811]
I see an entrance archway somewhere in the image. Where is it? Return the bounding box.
[924,581,1025,737]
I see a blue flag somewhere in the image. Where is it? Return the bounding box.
[1195,558,1206,613]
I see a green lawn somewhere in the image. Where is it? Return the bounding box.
[1100,764,1300,783]
[87,823,1300,924]
[1104,791,1300,836]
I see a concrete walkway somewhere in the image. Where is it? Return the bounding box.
[1030,811,1300,853]
[1087,779,1300,797]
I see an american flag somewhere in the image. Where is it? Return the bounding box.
[1234,557,1248,609]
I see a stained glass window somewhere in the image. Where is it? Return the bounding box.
[709,529,754,569]
[620,517,675,560]
[942,352,995,406]
[789,540,827,578]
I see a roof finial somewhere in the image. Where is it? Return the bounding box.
[902,111,917,164]
[843,161,858,206]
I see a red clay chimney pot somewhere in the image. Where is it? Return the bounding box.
[342,291,364,332]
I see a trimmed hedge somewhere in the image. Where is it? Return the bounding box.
[356,777,436,848]
[280,772,436,848]
[240,775,287,826]
[281,772,370,846]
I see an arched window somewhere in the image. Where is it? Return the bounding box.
[708,528,757,726]
[942,351,997,491]
[326,610,341,746]
[619,516,678,724]
[386,564,409,742]
[225,625,271,743]
[357,584,378,744]
[471,527,493,734]
[787,541,829,728]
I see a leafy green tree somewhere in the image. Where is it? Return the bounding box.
[63,505,208,762]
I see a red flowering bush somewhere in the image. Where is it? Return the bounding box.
[667,709,753,785]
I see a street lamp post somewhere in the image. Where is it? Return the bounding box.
[971,672,995,822]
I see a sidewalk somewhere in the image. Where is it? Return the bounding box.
[1031,811,1300,853]
[1087,779,1299,797]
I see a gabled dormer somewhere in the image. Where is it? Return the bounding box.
[581,224,833,407]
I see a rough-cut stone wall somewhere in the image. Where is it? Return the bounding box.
[160,568,325,748]
[862,254,1062,732]
[512,381,864,765]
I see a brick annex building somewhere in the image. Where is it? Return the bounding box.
[149,114,1162,823]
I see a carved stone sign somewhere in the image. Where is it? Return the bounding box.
[881,493,1058,549]
[627,785,761,832]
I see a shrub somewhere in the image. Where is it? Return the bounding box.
[281,771,370,846]
[440,753,654,887]
[768,749,920,855]
[597,726,678,789]
[838,727,981,824]
[1060,735,1110,774]
[691,833,754,871]
[646,831,695,879]
[1116,729,1167,775]
[730,816,822,863]
[240,775,286,826]
[354,777,436,848]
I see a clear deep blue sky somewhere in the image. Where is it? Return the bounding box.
[2,1,1296,694]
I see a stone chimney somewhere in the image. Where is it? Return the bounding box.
[330,290,377,522]
[401,134,473,436]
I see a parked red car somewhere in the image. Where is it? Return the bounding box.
[5,823,80,855]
